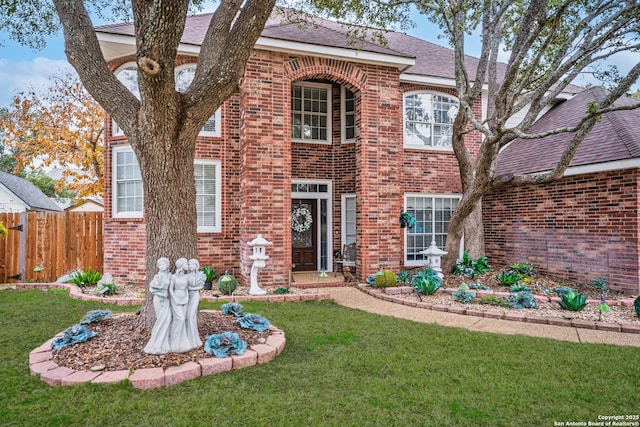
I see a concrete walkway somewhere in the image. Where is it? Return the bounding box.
[321,286,640,347]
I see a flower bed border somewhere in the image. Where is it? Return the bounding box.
[360,285,640,335]
[10,283,331,389]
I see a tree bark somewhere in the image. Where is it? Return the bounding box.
[53,0,276,331]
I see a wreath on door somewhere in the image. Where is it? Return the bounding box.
[292,206,313,233]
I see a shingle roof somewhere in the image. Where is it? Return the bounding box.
[496,87,640,176]
[0,172,63,212]
[96,10,499,81]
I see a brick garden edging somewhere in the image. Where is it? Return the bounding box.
[12,283,331,389]
[8,282,331,305]
[358,285,640,335]
[29,315,287,389]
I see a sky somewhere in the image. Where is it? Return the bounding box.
[0,6,638,108]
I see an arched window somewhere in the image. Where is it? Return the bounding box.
[403,92,459,149]
[175,64,221,137]
[112,63,221,137]
[112,62,139,136]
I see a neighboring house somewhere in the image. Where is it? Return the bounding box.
[65,197,104,212]
[96,11,578,287]
[484,87,640,294]
[0,172,63,213]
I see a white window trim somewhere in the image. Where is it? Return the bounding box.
[403,193,461,267]
[340,193,356,267]
[403,90,458,151]
[112,62,139,137]
[112,145,143,219]
[194,159,222,233]
[175,64,222,138]
[291,81,333,145]
[341,86,356,144]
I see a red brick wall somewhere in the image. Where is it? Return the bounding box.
[483,169,640,294]
[102,50,481,285]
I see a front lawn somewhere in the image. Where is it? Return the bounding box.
[1,288,638,426]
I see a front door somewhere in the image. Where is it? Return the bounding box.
[291,199,317,271]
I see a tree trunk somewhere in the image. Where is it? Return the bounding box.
[442,193,485,272]
[132,129,199,331]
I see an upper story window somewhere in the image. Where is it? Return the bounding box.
[404,92,459,149]
[112,63,221,137]
[291,82,332,144]
[341,87,356,143]
[175,64,221,137]
[112,63,140,136]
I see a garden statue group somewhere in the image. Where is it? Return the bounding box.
[144,257,206,354]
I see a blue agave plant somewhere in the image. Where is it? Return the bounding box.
[80,309,112,325]
[204,332,248,358]
[221,302,244,317]
[51,325,98,350]
[237,313,271,332]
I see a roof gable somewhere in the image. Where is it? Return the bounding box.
[496,87,640,176]
[0,172,63,212]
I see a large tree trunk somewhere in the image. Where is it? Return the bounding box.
[133,132,199,331]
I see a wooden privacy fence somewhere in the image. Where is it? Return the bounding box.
[0,211,103,283]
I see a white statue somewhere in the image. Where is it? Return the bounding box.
[185,258,205,348]
[143,257,172,354]
[168,258,192,353]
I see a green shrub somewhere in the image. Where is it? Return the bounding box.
[217,273,237,295]
[275,287,290,295]
[558,290,587,311]
[202,266,218,283]
[507,291,538,309]
[68,269,102,292]
[453,252,491,278]
[412,267,441,295]
[509,284,530,293]
[374,270,397,288]
[396,270,410,283]
[591,277,609,293]
[476,295,509,308]
[634,296,640,317]
[509,263,537,277]
[95,282,117,296]
[495,271,519,286]
[452,288,476,304]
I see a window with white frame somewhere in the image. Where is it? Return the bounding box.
[112,147,222,231]
[341,194,356,266]
[113,146,143,217]
[194,161,221,232]
[291,82,331,143]
[175,65,221,137]
[404,195,460,265]
[341,87,356,143]
[112,63,221,137]
[404,92,459,148]
[112,63,140,136]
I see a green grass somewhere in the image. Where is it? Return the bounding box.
[1,289,639,426]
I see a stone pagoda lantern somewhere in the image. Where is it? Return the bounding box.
[247,234,272,295]
[419,241,448,278]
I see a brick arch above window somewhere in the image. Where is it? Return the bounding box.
[284,57,367,92]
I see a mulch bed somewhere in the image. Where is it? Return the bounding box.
[52,311,271,371]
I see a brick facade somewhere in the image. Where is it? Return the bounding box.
[484,169,640,294]
[103,49,478,286]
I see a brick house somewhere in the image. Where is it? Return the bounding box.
[97,11,571,287]
[484,87,640,294]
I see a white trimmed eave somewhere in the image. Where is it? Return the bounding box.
[529,158,640,178]
[97,32,415,71]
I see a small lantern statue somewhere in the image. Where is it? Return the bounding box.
[247,234,272,295]
[419,241,448,278]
